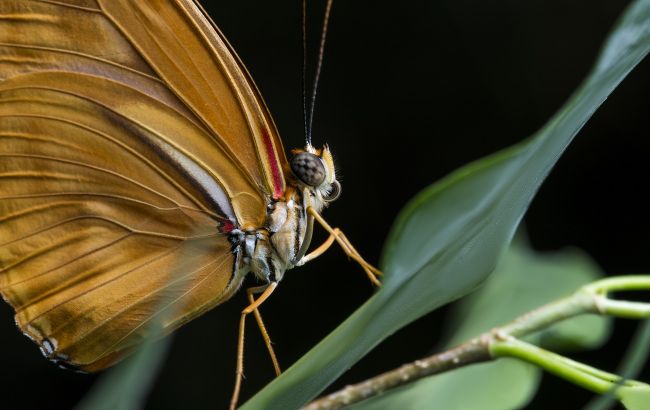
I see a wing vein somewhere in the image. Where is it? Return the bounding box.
[0,152,190,210]
[33,0,101,13]
[0,215,195,250]
[3,233,134,291]
[0,42,160,83]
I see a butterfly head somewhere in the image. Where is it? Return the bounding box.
[289,144,341,207]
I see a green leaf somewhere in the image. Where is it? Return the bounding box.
[75,337,171,410]
[243,1,650,408]
[349,236,610,410]
[443,237,610,350]
[619,384,650,410]
[350,360,540,410]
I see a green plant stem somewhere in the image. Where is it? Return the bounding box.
[303,275,650,410]
[498,291,595,338]
[583,275,650,294]
[490,338,617,394]
[598,299,650,319]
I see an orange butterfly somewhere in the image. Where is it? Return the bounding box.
[0,0,379,408]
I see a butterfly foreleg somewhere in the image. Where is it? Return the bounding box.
[299,207,382,286]
[230,282,279,410]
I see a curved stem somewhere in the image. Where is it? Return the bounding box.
[490,338,618,394]
[583,275,650,294]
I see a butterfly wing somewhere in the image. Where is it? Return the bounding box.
[100,0,288,204]
[0,0,281,371]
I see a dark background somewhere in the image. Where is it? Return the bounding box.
[1,0,649,409]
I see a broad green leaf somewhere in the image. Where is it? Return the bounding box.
[444,237,610,349]
[350,236,610,410]
[243,1,650,408]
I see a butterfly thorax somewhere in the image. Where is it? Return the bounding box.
[231,145,340,286]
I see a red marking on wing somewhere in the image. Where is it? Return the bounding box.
[219,220,236,234]
[261,128,284,199]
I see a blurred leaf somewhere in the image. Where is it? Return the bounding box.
[444,237,610,350]
[350,236,609,410]
[243,2,650,409]
[350,359,539,410]
[75,337,171,410]
[619,384,650,410]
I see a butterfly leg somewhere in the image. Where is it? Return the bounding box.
[301,207,382,286]
[246,287,282,376]
[230,282,278,410]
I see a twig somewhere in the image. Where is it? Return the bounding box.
[303,336,491,410]
[304,275,650,409]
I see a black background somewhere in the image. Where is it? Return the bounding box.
[1,1,649,409]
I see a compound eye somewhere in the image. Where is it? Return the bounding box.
[290,152,326,187]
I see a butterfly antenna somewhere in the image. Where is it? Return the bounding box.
[304,0,334,147]
[302,0,310,146]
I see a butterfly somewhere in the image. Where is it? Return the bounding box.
[0,0,380,408]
